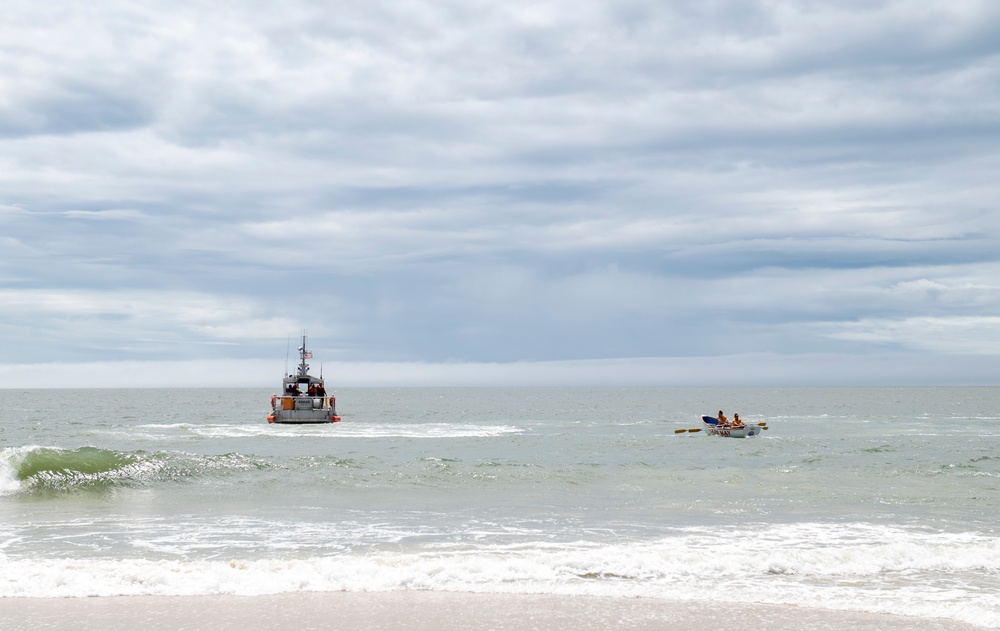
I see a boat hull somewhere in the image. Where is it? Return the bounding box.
[701,416,762,437]
[269,395,340,424]
[268,414,340,424]
[708,425,761,438]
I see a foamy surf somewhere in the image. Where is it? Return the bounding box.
[0,523,998,627]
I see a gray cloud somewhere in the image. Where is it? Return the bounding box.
[1,0,999,383]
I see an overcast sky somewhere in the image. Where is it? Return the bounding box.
[3,0,1000,387]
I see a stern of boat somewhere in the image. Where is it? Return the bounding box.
[269,394,341,423]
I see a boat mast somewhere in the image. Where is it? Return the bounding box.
[296,334,311,377]
[284,336,291,377]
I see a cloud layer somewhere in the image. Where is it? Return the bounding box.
[2,1,1000,384]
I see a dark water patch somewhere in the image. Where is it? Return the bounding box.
[861,444,895,454]
[293,455,362,469]
[577,571,635,580]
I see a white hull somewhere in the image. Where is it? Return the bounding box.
[708,424,762,438]
[700,415,764,437]
[269,395,340,424]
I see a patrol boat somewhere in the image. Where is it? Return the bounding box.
[268,335,341,424]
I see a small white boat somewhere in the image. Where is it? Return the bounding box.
[701,416,764,438]
[268,335,340,424]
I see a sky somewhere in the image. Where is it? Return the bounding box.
[2,0,1000,387]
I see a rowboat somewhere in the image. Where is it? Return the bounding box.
[700,415,765,438]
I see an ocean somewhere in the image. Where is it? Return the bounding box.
[1,387,999,628]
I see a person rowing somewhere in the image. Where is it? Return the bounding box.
[732,413,745,428]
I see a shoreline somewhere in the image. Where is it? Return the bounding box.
[0,592,986,631]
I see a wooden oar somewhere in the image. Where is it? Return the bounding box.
[675,428,703,434]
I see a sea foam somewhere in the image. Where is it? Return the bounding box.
[1,524,998,627]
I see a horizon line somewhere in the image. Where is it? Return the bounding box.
[2,353,999,388]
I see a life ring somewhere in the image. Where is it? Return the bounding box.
[271,395,276,407]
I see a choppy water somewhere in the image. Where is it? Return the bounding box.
[1,387,999,627]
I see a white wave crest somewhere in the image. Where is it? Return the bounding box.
[138,423,526,439]
[1,523,998,627]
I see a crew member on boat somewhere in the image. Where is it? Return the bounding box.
[717,410,728,426]
[732,413,744,428]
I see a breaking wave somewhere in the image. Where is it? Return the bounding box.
[0,446,271,496]
[0,523,998,627]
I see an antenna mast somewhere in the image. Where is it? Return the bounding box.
[284,337,290,376]
[297,332,311,377]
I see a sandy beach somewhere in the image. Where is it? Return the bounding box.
[0,592,986,631]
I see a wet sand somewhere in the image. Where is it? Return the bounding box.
[0,592,985,631]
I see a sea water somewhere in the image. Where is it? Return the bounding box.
[1,387,998,627]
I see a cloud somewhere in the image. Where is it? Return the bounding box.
[820,316,1000,354]
[0,288,308,361]
[1,1,999,383]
